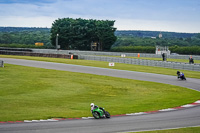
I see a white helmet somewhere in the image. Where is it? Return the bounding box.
[90,103,94,107]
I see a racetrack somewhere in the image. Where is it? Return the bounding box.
[0,58,200,133]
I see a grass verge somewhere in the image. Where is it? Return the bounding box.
[0,64,200,121]
[0,55,200,79]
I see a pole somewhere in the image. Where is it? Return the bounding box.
[56,34,59,50]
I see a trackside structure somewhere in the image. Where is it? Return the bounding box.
[155,46,170,55]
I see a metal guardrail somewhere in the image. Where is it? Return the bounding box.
[0,51,78,59]
[31,49,200,60]
[78,55,200,71]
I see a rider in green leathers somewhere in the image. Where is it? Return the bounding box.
[90,103,105,113]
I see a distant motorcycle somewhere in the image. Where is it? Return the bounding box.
[177,71,186,80]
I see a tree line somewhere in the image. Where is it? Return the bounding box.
[1,31,199,48]
[111,33,200,54]
[115,30,197,38]
[112,35,200,47]
[0,28,51,46]
[0,25,200,54]
[0,17,117,51]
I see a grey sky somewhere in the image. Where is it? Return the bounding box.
[0,0,199,33]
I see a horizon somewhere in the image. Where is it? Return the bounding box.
[0,26,198,34]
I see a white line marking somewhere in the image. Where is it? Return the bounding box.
[32,120,40,122]
[47,119,58,122]
[159,108,176,111]
[82,117,89,119]
[24,120,32,123]
[181,104,196,108]
[126,113,134,116]
[195,100,200,103]
[39,119,49,122]
[133,112,146,115]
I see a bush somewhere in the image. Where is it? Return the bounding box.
[111,46,155,53]
[169,46,200,55]
[0,44,54,49]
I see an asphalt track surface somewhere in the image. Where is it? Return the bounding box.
[0,58,200,133]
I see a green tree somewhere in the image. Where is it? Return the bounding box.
[50,18,117,50]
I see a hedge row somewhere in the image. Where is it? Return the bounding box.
[110,46,155,53]
[170,46,200,55]
[0,44,54,49]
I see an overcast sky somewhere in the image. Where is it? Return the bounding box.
[0,0,200,33]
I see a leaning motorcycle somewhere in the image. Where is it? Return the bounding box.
[92,107,110,119]
[178,73,186,80]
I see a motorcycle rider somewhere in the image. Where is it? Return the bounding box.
[90,103,105,113]
[177,71,181,78]
[177,71,186,80]
[90,103,98,112]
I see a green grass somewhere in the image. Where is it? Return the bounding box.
[132,126,200,133]
[1,55,200,79]
[0,64,200,121]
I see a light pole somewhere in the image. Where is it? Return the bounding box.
[56,34,59,50]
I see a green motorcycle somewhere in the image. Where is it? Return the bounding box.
[92,107,110,119]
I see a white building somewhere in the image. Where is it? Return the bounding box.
[159,33,162,38]
[155,46,170,55]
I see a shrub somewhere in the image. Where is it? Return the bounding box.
[111,46,155,53]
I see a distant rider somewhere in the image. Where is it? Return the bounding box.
[177,71,186,80]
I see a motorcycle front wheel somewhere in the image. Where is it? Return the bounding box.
[93,112,100,119]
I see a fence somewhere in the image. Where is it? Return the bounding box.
[78,55,200,71]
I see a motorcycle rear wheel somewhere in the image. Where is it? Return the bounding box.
[105,111,110,118]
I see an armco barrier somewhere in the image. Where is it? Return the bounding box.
[30,49,200,60]
[78,55,200,71]
[0,50,78,59]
